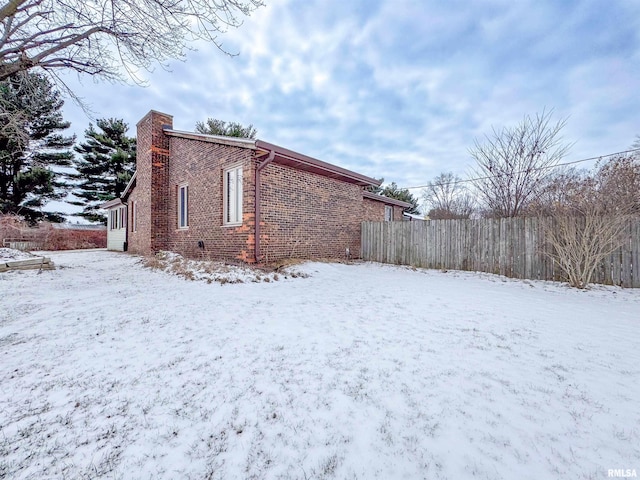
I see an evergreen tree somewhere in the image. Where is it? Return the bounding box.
[71,119,136,224]
[380,182,421,215]
[195,118,257,139]
[0,72,74,223]
[365,177,384,194]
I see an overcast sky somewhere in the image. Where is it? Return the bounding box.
[61,0,640,198]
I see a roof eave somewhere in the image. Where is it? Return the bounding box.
[255,140,380,187]
[165,129,257,149]
[362,190,413,208]
[121,171,137,199]
[100,198,124,209]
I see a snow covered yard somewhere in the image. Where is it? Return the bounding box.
[1,250,639,480]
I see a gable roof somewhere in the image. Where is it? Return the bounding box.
[161,129,381,188]
[100,197,124,209]
[362,190,413,208]
[164,129,256,149]
[255,140,380,187]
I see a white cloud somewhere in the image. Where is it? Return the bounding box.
[59,0,640,198]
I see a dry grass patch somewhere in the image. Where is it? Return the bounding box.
[141,251,310,285]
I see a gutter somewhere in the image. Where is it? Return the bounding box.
[255,150,275,263]
[362,190,413,209]
[255,140,380,187]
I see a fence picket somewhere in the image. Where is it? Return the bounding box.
[362,218,640,287]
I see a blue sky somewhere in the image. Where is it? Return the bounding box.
[61,0,640,200]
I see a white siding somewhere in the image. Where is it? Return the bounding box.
[106,206,127,251]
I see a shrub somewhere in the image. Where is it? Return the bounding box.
[0,214,106,250]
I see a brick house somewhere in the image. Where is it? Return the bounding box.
[103,110,410,263]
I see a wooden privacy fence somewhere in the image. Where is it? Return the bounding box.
[361,218,640,287]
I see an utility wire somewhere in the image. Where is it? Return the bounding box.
[405,147,640,190]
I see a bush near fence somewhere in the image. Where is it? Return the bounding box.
[43,224,107,250]
[361,218,640,288]
[1,215,106,251]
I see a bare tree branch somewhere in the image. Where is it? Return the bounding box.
[541,159,637,289]
[422,172,475,219]
[470,110,572,217]
[0,0,264,82]
[0,0,31,23]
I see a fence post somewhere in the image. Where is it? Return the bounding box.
[361,218,640,287]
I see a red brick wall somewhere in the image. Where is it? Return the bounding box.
[163,137,256,262]
[129,110,407,262]
[258,162,363,261]
[127,189,145,254]
[150,113,172,252]
[362,197,385,220]
[362,198,405,222]
[128,111,174,255]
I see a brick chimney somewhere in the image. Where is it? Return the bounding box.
[136,110,173,254]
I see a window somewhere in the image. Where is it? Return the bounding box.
[384,205,393,221]
[131,201,137,232]
[109,209,117,230]
[178,184,189,229]
[110,207,127,230]
[224,165,243,225]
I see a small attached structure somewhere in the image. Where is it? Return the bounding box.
[102,198,128,251]
[103,110,411,262]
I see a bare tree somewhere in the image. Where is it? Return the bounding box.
[470,110,571,217]
[543,203,631,290]
[595,154,640,215]
[523,167,588,217]
[0,0,264,82]
[541,165,634,289]
[422,172,475,219]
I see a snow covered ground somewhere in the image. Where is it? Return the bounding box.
[0,247,37,262]
[1,250,639,480]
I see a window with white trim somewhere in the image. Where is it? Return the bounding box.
[178,184,189,229]
[131,201,137,232]
[109,207,126,230]
[109,209,117,230]
[223,165,243,225]
[384,205,393,221]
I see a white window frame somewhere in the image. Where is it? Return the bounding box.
[223,164,243,226]
[110,207,126,230]
[178,183,189,229]
[384,205,393,222]
[131,201,137,232]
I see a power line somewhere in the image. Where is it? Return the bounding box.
[405,147,640,190]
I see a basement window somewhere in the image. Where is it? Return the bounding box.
[224,165,243,226]
[178,183,189,229]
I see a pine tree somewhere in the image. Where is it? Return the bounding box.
[380,182,421,215]
[71,119,136,224]
[365,177,384,194]
[0,72,74,223]
[195,118,257,139]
